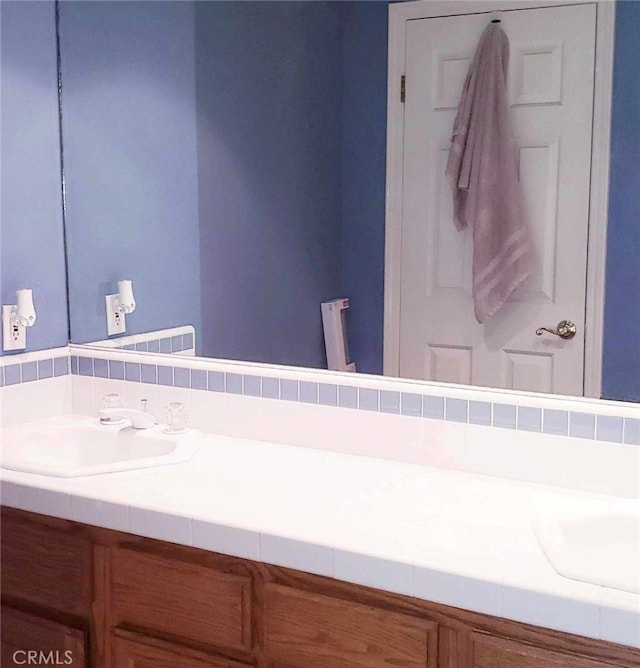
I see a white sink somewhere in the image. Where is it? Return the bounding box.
[534,500,640,594]
[0,415,201,477]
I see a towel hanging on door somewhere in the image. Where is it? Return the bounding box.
[445,22,532,323]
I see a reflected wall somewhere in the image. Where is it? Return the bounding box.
[59,1,201,347]
[1,0,67,356]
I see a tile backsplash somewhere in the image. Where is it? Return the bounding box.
[2,343,639,496]
[0,349,69,387]
[67,351,640,447]
[83,325,195,355]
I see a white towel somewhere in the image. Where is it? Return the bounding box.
[446,23,532,323]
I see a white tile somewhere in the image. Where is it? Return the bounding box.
[192,519,259,561]
[16,484,73,520]
[420,420,469,471]
[0,480,19,507]
[71,495,129,532]
[254,397,293,445]
[461,425,640,497]
[413,564,502,617]
[600,588,640,648]
[190,388,226,434]
[333,549,413,597]
[223,394,264,441]
[72,375,95,416]
[462,426,569,489]
[260,533,332,577]
[348,411,425,465]
[501,583,600,638]
[129,506,191,546]
[0,376,71,428]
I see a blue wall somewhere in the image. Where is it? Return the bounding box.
[341,2,388,375]
[1,1,68,355]
[58,1,201,346]
[602,0,640,402]
[195,1,343,368]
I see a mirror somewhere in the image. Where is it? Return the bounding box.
[58,0,639,401]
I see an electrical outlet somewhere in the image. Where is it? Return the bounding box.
[2,305,26,351]
[105,294,126,336]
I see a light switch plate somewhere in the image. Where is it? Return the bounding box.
[2,305,26,351]
[105,294,126,336]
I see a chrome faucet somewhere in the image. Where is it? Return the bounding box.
[98,404,157,429]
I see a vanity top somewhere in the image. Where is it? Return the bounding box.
[1,416,639,649]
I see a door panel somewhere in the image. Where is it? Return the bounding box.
[399,4,596,395]
[470,632,621,668]
[111,547,252,654]
[1,607,86,668]
[264,583,436,668]
[112,634,249,668]
[0,511,92,616]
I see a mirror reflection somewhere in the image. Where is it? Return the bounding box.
[58,0,639,402]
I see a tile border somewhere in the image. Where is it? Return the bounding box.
[66,349,640,447]
[82,325,195,355]
[3,343,638,447]
[0,354,69,387]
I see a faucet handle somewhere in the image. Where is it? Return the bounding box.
[163,402,189,434]
[100,394,127,425]
[102,393,123,409]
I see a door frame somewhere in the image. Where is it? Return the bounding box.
[383,0,615,398]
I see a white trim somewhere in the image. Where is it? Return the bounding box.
[383,0,615,398]
[0,346,69,366]
[583,0,615,398]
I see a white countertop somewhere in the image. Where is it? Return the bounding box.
[1,418,639,649]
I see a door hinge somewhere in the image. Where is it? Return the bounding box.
[400,75,406,103]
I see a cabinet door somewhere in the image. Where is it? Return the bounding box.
[0,511,92,615]
[264,583,436,668]
[111,547,252,654]
[470,633,623,668]
[112,634,249,668]
[1,607,86,667]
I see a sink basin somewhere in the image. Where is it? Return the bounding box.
[534,500,640,594]
[0,415,201,477]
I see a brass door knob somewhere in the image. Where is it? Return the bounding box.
[535,320,577,339]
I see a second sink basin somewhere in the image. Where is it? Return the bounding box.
[534,500,640,594]
[0,415,201,477]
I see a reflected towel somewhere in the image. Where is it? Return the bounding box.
[446,23,532,323]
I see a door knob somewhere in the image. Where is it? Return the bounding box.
[535,320,577,339]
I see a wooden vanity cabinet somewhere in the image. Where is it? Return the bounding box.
[2,508,639,668]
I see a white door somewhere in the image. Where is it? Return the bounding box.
[398,3,596,395]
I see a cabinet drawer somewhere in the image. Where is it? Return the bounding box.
[111,548,251,654]
[264,583,436,668]
[0,512,92,615]
[1,607,86,667]
[112,633,250,668]
[471,633,621,668]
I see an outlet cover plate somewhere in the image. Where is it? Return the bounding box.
[105,294,126,336]
[3,305,26,351]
